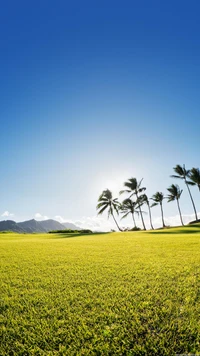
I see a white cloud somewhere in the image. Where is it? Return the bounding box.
[151,212,200,229]
[35,213,49,220]
[54,215,115,232]
[1,211,14,218]
[75,216,112,231]
[54,215,77,225]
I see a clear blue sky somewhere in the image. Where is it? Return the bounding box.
[0,0,200,229]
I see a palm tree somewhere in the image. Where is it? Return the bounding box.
[189,167,200,192]
[151,192,166,228]
[120,178,146,230]
[140,194,154,229]
[96,189,121,231]
[120,198,139,228]
[171,164,198,220]
[167,184,184,226]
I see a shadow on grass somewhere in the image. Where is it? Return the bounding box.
[150,225,200,235]
[49,232,111,239]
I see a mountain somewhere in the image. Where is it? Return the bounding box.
[18,219,47,233]
[0,220,25,233]
[39,219,69,232]
[0,219,81,233]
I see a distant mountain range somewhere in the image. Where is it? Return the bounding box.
[0,219,81,233]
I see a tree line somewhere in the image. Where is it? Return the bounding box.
[96,164,200,231]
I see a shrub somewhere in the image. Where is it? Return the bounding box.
[129,226,141,231]
[49,229,93,234]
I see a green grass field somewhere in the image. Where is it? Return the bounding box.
[0,226,200,355]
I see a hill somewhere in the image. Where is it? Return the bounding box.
[0,219,81,233]
[0,220,25,233]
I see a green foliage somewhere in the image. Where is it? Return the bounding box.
[189,167,200,190]
[97,189,120,217]
[0,229,200,355]
[120,177,146,197]
[49,229,93,234]
[171,164,198,220]
[120,198,139,220]
[171,164,195,185]
[167,184,183,202]
[128,226,141,231]
[120,178,147,230]
[97,189,121,231]
[151,191,165,206]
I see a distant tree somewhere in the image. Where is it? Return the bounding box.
[151,192,166,228]
[189,168,200,192]
[97,189,121,231]
[167,184,184,226]
[120,178,146,230]
[120,198,140,228]
[171,164,198,220]
[140,194,154,229]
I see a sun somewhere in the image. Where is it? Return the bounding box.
[103,179,123,197]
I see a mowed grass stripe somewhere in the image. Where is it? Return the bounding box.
[0,228,200,355]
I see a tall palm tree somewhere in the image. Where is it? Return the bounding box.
[120,198,140,228]
[96,189,121,231]
[140,194,154,229]
[167,184,184,226]
[151,192,166,228]
[120,178,146,230]
[171,164,198,220]
[189,167,200,192]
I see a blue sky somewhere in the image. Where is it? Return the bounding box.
[0,0,200,230]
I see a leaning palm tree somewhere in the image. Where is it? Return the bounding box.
[167,184,184,226]
[151,192,166,228]
[97,189,121,231]
[120,198,140,228]
[189,167,200,192]
[171,164,198,220]
[140,194,154,229]
[120,178,146,230]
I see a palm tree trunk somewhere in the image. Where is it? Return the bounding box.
[147,204,154,229]
[160,203,165,228]
[132,213,136,228]
[185,180,198,220]
[112,213,121,231]
[136,193,146,230]
[177,198,184,226]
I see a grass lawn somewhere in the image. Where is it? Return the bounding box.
[0,226,200,355]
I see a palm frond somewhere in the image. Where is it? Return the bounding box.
[96,202,108,210]
[137,178,143,189]
[97,204,108,215]
[119,189,131,195]
[151,191,165,203]
[189,168,200,187]
[98,197,109,202]
[138,187,146,193]
[113,203,119,215]
[167,196,175,202]
[170,174,183,179]
[186,180,195,186]
[120,212,130,220]
[167,184,183,203]
[151,202,158,208]
[172,164,190,179]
